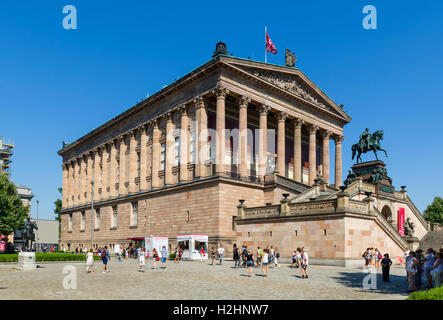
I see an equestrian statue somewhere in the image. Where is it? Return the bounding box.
[351,128,388,163]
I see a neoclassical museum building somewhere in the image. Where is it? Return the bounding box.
[59,43,428,266]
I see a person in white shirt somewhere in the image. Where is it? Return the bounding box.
[300,248,309,279]
[261,249,269,277]
[424,248,435,289]
[217,245,224,265]
[431,251,442,288]
[86,248,94,273]
[138,247,146,272]
[406,251,418,292]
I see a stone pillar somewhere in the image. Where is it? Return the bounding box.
[101,145,109,200]
[321,130,331,184]
[118,135,127,196]
[86,152,93,202]
[179,105,189,182]
[74,158,80,206]
[80,156,87,204]
[68,161,74,207]
[277,112,287,176]
[195,97,207,179]
[308,124,319,186]
[139,125,148,191]
[334,135,344,189]
[238,96,250,179]
[258,105,269,178]
[165,112,174,185]
[93,149,100,201]
[214,86,228,176]
[128,130,138,193]
[109,140,117,198]
[62,164,68,208]
[151,120,160,188]
[293,118,304,182]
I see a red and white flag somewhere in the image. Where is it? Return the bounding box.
[265,31,277,54]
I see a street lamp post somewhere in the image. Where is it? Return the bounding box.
[90,181,94,251]
[36,200,39,252]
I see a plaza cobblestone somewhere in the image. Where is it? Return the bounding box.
[0,259,409,300]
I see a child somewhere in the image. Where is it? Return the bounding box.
[300,248,309,279]
[381,253,392,282]
[139,247,146,272]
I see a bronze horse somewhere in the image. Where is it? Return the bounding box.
[352,130,388,163]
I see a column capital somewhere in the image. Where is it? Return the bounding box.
[259,104,271,115]
[237,95,251,108]
[118,134,126,142]
[178,104,187,115]
[334,135,344,144]
[278,111,288,122]
[309,124,319,134]
[212,85,229,99]
[161,111,172,123]
[136,125,146,135]
[321,129,332,139]
[193,96,206,110]
[293,118,304,128]
[151,118,159,129]
[129,129,137,138]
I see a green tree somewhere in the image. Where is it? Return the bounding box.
[0,173,29,241]
[53,187,62,222]
[423,196,443,226]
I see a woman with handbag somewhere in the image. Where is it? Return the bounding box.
[152,248,159,270]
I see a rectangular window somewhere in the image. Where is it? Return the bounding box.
[131,202,138,227]
[190,131,196,164]
[81,211,85,231]
[174,136,180,166]
[160,143,166,171]
[68,213,72,232]
[112,206,118,228]
[95,208,100,229]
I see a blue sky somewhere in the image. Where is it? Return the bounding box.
[1,1,442,219]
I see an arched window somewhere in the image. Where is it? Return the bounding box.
[381,205,392,222]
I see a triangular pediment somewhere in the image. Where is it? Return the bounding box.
[221,58,351,122]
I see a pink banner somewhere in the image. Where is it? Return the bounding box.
[398,208,405,236]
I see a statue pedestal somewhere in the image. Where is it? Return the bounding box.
[351,160,394,196]
[17,252,36,271]
[404,236,420,251]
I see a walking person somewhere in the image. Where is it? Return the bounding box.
[210,246,216,266]
[269,246,275,266]
[381,253,392,282]
[174,247,180,263]
[406,251,418,293]
[199,246,206,262]
[86,248,94,273]
[300,248,309,279]
[431,251,442,288]
[424,248,435,289]
[274,248,280,268]
[375,248,382,271]
[101,246,110,273]
[161,246,168,269]
[362,248,370,267]
[256,247,261,267]
[261,249,269,277]
[152,248,159,270]
[296,248,303,269]
[243,249,254,277]
[217,244,224,265]
[233,247,241,268]
[138,247,146,272]
[415,249,425,290]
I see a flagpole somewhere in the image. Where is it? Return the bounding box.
[265,26,267,63]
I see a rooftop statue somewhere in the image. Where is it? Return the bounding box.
[403,217,415,237]
[285,49,297,67]
[351,128,388,163]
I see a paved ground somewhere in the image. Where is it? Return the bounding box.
[0,259,410,300]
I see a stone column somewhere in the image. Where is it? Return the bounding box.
[293,118,304,182]
[214,86,229,176]
[80,156,86,204]
[128,130,137,193]
[179,105,189,182]
[277,111,287,176]
[74,158,80,206]
[258,105,270,178]
[195,97,207,178]
[151,120,160,188]
[118,135,127,196]
[139,125,148,191]
[101,144,109,200]
[321,130,331,184]
[86,152,93,202]
[334,135,344,189]
[109,140,117,198]
[68,161,74,207]
[165,112,174,185]
[238,96,250,179]
[308,124,319,186]
[93,149,100,201]
[62,164,68,208]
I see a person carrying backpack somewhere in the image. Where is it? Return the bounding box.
[101,246,110,273]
